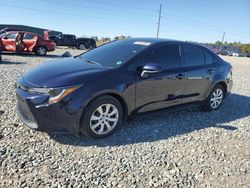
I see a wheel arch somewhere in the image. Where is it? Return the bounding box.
[81,91,129,123]
[207,80,228,99]
[33,45,48,52]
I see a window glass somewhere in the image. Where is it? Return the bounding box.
[23,33,35,40]
[128,44,181,71]
[78,40,148,68]
[204,50,214,64]
[66,35,74,39]
[144,44,180,69]
[183,45,205,66]
[4,33,16,40]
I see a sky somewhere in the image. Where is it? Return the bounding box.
[0,0,249,43]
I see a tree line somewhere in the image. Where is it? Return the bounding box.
[213,41,250,53]
[90,36,250,53]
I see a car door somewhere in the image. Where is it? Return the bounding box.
[64,35,74,46]
[134,43,186,113]
[22,33,37,52]
[181,44,216,103]
[56,35,63,45]
[1,33,17,51]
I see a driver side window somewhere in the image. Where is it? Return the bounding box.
[4,33,17,40]
[129,44,181,71]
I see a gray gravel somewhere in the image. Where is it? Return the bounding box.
[0,50,250,187]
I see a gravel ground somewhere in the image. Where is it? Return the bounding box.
[0,49,250,187]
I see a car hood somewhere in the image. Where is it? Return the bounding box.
[22,57,111,88]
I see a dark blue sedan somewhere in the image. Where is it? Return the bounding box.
[16,38,233,138]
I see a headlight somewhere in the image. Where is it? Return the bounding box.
[27,85,81,104]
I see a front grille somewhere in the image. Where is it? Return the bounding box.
[16,96,38,129]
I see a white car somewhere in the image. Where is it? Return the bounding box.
[232,53,239,57]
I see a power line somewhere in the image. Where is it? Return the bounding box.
[161,25,221,39]
[0,3,156,25]
[162,13,250,37]
[81,0,157,12]
[38,0,158,18]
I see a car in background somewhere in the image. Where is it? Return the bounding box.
[232,52,239,57]
[16,38,233,138]
[49,34,96,50]
[211,47,220,55]
[0,31,55,56]
[220,50,232,56]
[0,47,2,62]
[239,52,250,57]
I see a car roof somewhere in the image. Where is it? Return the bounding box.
[123,37,205,45]
[123,38,210,48]
[4,31,44,38]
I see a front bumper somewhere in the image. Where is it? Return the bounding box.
[16,88,82,133]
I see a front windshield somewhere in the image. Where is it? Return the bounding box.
[78,39,151,68]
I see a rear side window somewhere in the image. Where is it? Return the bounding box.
[183,45,205,67]
[24,33,35,40]
[65,35,74,39]
[143,44,181,70]
[204,50,214,64]
[4,33,16,40]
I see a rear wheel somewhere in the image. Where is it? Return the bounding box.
[78,43,86,50]
[35,46,47,56]
[80,95,123,138]
[202,84,225,111]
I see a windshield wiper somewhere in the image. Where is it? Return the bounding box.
[80,58,102,66]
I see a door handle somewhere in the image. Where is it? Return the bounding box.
[207,69,214,75]
[176,73,185,79]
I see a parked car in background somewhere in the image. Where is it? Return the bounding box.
[0,47,2,62]
[49,34,96,50]
[232,52,239,57]
[16,38,233,138]
[211,47,220,55]
[0,31,55,55]
[220,50,232,56]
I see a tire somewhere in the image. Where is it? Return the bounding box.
[88,45,95,50]
[80,95,123,138]
[78,43,86,50]
[202,84,225,111]
[35,46,47,56]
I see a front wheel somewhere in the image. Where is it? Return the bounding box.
[80,95,123,138]
[202,84,225,111]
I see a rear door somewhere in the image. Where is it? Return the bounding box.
[181,44,216,103]
[64,35,75,46]
[23,33,37,52]
[1,33,17,51]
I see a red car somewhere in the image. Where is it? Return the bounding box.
[0,31,55,56]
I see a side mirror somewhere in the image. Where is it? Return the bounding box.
[141,63,162,78]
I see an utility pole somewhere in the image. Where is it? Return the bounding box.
[156,4,162,38]
[220,32,225,53]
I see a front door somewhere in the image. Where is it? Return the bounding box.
[134,44,185,113]
[1,33,17,51]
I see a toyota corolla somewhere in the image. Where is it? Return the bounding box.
[16,38,233,138]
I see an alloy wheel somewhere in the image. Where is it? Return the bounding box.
[37,47,46,55]
[90,103,119,135]
[210,88,223,109]
[79,44,86,50]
